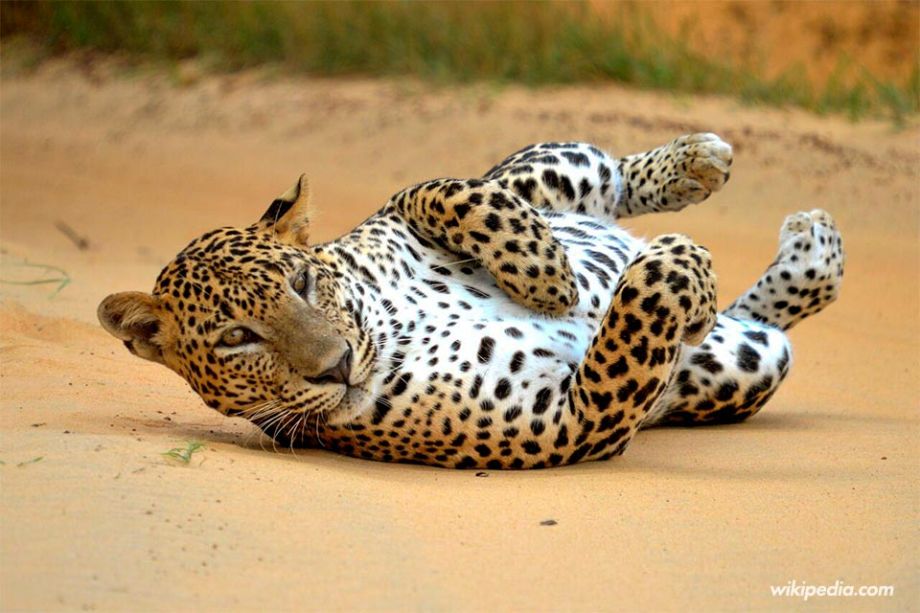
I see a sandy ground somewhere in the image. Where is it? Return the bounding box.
[1,59,918,611]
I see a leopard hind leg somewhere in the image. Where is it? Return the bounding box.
[646,209,843,426]
[725,209,844,330]
[646,315,792,426]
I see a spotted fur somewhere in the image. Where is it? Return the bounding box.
[98,133,844,469]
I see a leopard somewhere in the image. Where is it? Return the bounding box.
[98,133,844,469]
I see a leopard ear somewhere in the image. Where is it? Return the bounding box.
[257,174,311,246]
[97,291,165,364]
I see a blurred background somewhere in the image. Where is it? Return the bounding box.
[3,0,918,122]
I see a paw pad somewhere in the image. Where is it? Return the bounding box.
[661,133,733,209]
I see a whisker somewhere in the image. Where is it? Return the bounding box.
[315,408,325,448]
[240,400,281,419]
[286,411,307,460]
[433,256,478,269]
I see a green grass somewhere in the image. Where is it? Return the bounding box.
[161,441,205,465]
[2,1,917,122]
[0,457,43,467]
[0,259,72,298]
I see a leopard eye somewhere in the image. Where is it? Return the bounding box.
[218,327,260,348]
[291,271,309,296]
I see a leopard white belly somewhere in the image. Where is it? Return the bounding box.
[331,212,643,425]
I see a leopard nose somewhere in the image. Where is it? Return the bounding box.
[310,346,352,385]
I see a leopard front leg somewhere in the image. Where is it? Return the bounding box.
[482,134,731,222]
[617,133,732,217]
[562,234,718,462]
[390,179,579,315]
[484,142,624,220]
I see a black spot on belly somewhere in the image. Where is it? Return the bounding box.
[495,378,512,400]
[716,381,739,401]
[743,375,774,405]
[478,337,495,363]
[559,176,576,201]
[561,151,590,167]
[513,178,538,202]
[532,387,553,414]
[423,279,450,294]
[469,375,483,399]
[510,351,526,373]
[586,249,620,273]
[743,330,770,346]
[465,286,491,299]
[777,347,790,374]
[530,419,546,435]
[690,352,724,374]
[736,343,761,373]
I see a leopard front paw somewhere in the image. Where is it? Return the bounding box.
[658,133,733,210]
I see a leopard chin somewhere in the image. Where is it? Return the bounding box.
[325,380,379,426]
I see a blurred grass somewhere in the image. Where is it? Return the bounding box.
[2,1,917,122]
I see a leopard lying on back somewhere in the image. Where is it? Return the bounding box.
[98,133,844,469]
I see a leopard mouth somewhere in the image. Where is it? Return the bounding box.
[302,344,354,386]
[323,378,376,425]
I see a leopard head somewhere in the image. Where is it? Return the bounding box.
[98,176,377,440]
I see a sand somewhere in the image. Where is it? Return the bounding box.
[1,59,917,611]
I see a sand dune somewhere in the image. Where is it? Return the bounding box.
[1,59,917,611]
